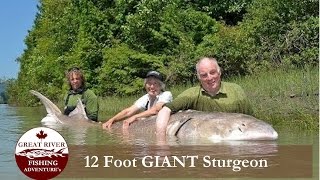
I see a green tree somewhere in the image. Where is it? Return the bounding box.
[8,0,319,105]
[98,44,163,96]
[239,0,318,69]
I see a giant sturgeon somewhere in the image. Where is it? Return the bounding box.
[30,90,278,141]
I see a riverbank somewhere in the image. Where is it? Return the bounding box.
[98,66,319,132]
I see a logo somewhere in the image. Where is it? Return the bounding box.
[15,127,68,179]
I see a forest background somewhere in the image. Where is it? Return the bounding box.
[3,0,318,106]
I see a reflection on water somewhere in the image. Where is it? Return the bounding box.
[0,104,318,179]
[0,105,37,179]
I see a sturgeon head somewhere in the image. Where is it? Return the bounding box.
[167,111,278,141]
[30,90,90,125]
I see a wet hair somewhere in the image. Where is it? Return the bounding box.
[144,77,166,91]
[65,67,86,89]
[195,57,221,78]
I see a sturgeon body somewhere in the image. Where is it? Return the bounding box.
[30,90,278,141]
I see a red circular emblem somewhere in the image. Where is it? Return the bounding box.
[15,127,68,179]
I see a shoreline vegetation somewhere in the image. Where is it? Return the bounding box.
[1,66,318,132]
[98,66,319,132]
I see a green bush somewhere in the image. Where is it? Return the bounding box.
[98,44,163,96]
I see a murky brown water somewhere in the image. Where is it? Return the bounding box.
[0,104,318,179]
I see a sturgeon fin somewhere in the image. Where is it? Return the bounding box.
[30,90,62,116]
[68,98,88,120]
[167,118,192,136]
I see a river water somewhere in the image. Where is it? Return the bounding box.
[0,104,318,179]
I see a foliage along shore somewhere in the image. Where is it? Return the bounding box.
[5,0,318,106]
[2,66,318,132]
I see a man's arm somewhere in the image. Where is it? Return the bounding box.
[165,87,199,112]
[155,106,172,136]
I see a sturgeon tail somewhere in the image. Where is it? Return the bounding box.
[30,90,62,116]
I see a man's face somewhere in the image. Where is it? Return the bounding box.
[69,72,82,90]
[197,59,221,95]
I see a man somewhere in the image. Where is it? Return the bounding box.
[64,67,99,121]
[156,57,253,137]
[102,71,172,129]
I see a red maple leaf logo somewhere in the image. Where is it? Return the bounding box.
[36,130,47,140]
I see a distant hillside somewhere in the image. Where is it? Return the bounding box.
[0,83,5,93]
[0,82,7,103]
